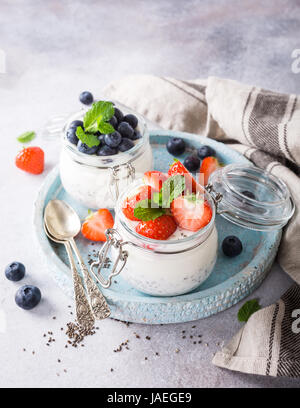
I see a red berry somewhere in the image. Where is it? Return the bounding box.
[171,195,212,232]
[81,209,114,241]
[122,185,152,221]
[15,147,44,175]
[143,171,167,192]
[135,215,177,240]
[199,157,220,186]
[168,159,202,194]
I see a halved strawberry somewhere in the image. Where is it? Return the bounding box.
[81,209,114,241]
[143,171,167,192]
[199,157,220,186]
[122,185,152,221]
[135,215,177,240]
[171,195,212,232]
[15,146,44,175]
[168,159,202,194]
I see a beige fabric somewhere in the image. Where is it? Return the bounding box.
[103,75,300,284]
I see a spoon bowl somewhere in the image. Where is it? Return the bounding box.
[44,199,81,240]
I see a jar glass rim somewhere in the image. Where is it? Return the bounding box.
[62,101,149,168]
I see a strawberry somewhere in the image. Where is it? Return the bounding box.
[171,195,212,232]
[135,215,177,240]
[199,157,220,186]
[122,185,152,221]
[168,159,202,194]
[81,209,114,241]
[15,147,44,175]
[143,171,167,192]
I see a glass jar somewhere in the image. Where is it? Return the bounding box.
[60,103,153,209]
[90,164,295,297]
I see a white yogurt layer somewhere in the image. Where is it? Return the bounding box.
[60,141,153,209]
[115,207,218,296]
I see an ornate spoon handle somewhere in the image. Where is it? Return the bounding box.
[69,238,111,320]
[64,241,95,329]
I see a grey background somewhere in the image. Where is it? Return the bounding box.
[0,0,300,388]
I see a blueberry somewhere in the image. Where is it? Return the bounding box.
[183,155,200,172]
[15,285,41,310]
[104,131,122,148]
[69,120,83,129]
[222,236,243,257]
[114,108,124,123]
[97,145,118,156]
[197,145,216,160]
[118,122,134,139]
[97,134,105,144]
[132,130,142,140]
[123,114,138,129]
[66,127,79,145]
[77,140,98,155]
[79,91,94,105]
[5,262,25,282]
[119,138,134,152]
[242,190,256,200]
[166,137,186,156]
[109,116,118,129]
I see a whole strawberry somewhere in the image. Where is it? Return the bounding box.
[136,215,177,240]
[15,147,44,174]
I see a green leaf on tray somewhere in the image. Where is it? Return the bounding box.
[83,101,115,133]
[76,126,100,148]
[134,199,166,221]
[238,299,261,322]
[17,131,36,143]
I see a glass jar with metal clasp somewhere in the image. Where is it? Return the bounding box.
[59,102,153,209]
[90,164,295,297]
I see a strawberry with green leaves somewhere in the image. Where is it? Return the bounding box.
[168,159,202,193]
[136,215,177,240]
[122,185,152,221]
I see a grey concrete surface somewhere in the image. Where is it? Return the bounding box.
[0,0,300,388]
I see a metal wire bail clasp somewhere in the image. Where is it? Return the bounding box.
[90,229,128,289]
[108,163,135,201]
[206,183,223,213]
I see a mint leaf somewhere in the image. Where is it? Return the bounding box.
[160,175,185,208]
[238,299,261,322]
[17,131,36,143]
[134,199,166,221]
[76,126,100,148]
[98,121,115,135]
[83,101,115,133]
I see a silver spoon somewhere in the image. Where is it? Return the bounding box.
[44,199,111,320]
[43,223,95,328]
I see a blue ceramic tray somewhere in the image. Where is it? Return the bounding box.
[33,130,281,324]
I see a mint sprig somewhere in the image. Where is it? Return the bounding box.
[17,131,36,143]
[134,199,166,221]
[238,299,261,322]
[83,101,115,133]
[76,126,100,148]
[133,175,185,221]
[153,175,185,208]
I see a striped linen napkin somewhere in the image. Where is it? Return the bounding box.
[103,75,300,377]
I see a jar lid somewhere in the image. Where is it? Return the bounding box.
[208,164,295,231]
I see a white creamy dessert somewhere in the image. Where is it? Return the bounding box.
[59,102,153,209]
[110,178,218,296]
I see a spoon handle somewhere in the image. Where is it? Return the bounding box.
[69,238,111,320]
[64,241,95,328]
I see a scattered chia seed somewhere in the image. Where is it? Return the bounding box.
[175,348,180,353]
[145,336,151,340]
